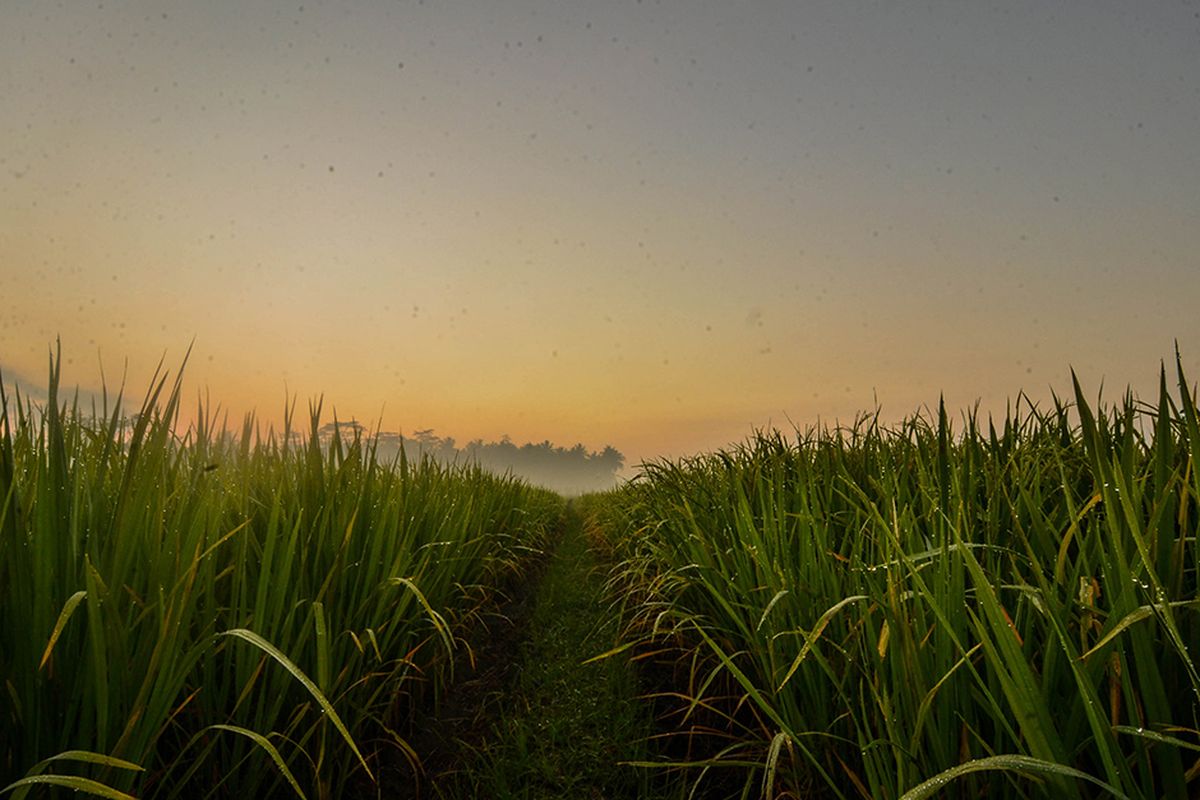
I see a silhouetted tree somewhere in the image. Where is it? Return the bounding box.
[333,425,625,494]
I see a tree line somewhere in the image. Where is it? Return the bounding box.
[317,422,625,495]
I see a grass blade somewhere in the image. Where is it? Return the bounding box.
[220,628,374,781]
[899,754,1131,800]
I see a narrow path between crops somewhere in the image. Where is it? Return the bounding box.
[398,502,655,800]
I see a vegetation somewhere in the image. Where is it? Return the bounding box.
[423,503,657,799]
[319,423,626,496]
[592,356,1200,798]
[0,350,560,798]
[5,347,1198,799]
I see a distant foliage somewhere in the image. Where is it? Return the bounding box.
[317,423,625,495]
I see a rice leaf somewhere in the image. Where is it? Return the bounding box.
[899,754,1131,800]
[220,628,373,781]
[38,591,87,671]
[207,724,308,800]
[0,775,137,800]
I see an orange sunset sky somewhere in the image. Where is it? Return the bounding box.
[2,1,1198,470]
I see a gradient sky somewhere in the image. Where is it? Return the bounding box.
[2,1,1198,468]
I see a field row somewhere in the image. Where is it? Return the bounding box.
[6,353,1198,799]
[0,355,561,798]
[590,361,1200,799]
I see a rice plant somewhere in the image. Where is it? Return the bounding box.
[598,356,1200,799]
[0,348,560,798]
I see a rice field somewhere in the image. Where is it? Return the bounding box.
[0,353,560,798]
[591,357,1200,799]
[4,350,1198,799]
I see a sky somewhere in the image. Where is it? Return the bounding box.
[2,1,1198,469]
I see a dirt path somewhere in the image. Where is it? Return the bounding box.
[390,502,655,800]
